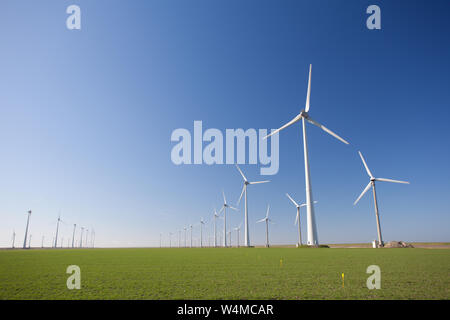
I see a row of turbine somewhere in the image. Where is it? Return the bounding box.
[163,64,409,248]
[10,210,95,249]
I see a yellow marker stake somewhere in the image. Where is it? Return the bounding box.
[342,273,345,288]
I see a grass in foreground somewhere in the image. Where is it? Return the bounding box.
[0,247,448,299]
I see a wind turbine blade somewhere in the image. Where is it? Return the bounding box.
[306,117,349,145]
[294,212,299,225]
[249,180,270,185]
[219,206,225,213]
[237,185,245,206]
[358,151,374,178]
[354,182,372,205]
[375,178,410,184]
[256,218,266,223]
[222,190,227,204]
[263,114,302,140]
[266,205,270,218]
[235,164,247,182]
[305,64,312,112]
[286,193,299,207]
[228,205,238,211]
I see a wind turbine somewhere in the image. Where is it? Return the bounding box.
[12,230,16,248]
[54,213,61,248]
[354,151,410,247]
[219,191,238,247]
[28,234,32,248]
[234,223,242,248]
[227,230,232,247]
[85,229,89,247]
[183,227,187,247]
[41,235,45,248]
[200,218,206,248]
[213,208,220,248]
[169,232,173,248]
[23,210,32,249]
[235,165,270,247]
[256,205,274,248]
[79,227,84,248]
[189,224,193,248]
[286,193,318,247]
[72,224,76,248]
[264,64,349,246]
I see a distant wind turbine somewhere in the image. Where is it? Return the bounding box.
[23,210,32,249]
[200,218,206,248]
[219,191,238,247]
[213,208,220,248]
[72,224,76,248]
[264,65,349,246]
[54,213,61,248]
[286,193,318,247]
[235,165,270,247]
[234,223,242,248]
[12,230,16,249]
[256,205,274,248]
[354,151,410,247]
[189,224,193,248]
[79,227,84,248]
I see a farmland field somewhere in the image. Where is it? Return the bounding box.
[0,247,448,299]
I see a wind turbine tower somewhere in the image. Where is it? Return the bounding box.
[23,210,32,249]
[264,65,349,246]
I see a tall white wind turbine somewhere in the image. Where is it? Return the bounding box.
[264,65,349,245]
[235,165,270,247]
[183,227,187,247]
[256,205,274,248]
[189,224,193,248]
[286,193,318,247]
[354,151,409,247]
[23,210,32,249]
[219,191,238,247]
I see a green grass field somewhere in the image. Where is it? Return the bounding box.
[0,247,448,299]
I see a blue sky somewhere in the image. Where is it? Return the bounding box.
[1,0,449,247]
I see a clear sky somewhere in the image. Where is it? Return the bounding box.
[1,0,449,248]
